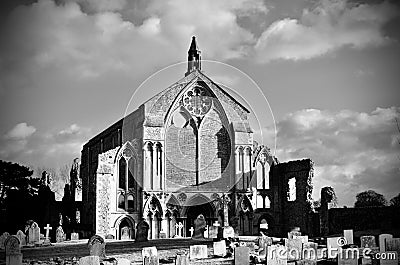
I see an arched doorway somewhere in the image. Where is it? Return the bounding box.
[118,217,135,240]
[185,202,214,236]
[258,214,274,236]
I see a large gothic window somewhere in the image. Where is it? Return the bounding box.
[117,149,138,212]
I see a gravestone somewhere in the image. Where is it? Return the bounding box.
[190,245,208,260]
[343,230,354,245]
[43,224,52,244]
[288,227,301,239]
[379,234,393,252]
[159,229,166,239]
[258,233,272,260]
[15,231,26,247]
[79,256,100,265]
[120,226,130,240]
[286,238,303,261]
[386,238,400,254]
[234,246,249,265]
[213,240,227,257]
[361,236,377,248]
[293,235,309,244]
[223,226,235,239]
[203,225,209,238]
[136,219,150,242]
[208,226,218,239]
[193,215,206,240]
[380,251,398,265]
[303,242,318,260]
[116,258,130,265]
[0,232,10,249]
[338,249,358,265]
[28,222,40,245]
[88,235,106,258]
[56,226,65,243]
[71,232,79,241]
[327,237,342,258]
[189,227,194,237]
[5,235,22,265]
[142,246,158,265]
[175,222,184,238]
[175,253,189,265]
[267,244,288,265]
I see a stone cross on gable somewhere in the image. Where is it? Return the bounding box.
[189,227,194,237]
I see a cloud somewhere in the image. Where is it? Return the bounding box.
[5,122,36,139]
[254,0,400,62]
[273,107,400,206]
[0,123,91,169]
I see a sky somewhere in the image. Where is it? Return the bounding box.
[0,0,399,206]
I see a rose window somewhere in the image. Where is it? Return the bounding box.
[182,86,212,116]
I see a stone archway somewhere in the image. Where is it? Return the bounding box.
[258,214,274,236]
[116,216,135,240]
[185,202,214,236]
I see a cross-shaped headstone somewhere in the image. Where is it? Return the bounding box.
[175,223,180,237]
[177,222,184,237]
[213,221,220,227]
[44,224,52,240]
[189,227,194,237]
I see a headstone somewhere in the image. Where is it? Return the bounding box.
[223,226,235,239]
[213,240,227,257]
[15,231,26,247]
[286,238,303,261]
[71,232,79,241]
[189,245,208,260]
[303,242,318,260]
[189,227,194,237]
[176,222,184,238]
[175,253,189,265]
[361,236,377,248]
[386,238,400,254]
[327,237,342,258]
[338,248,358,265]
[28,222,40,245]
[380,251,398,265]
[234,246,249,265]
[43,224,52,244]
[267,245,288,265]
[136,218,150,242]
[5,235,22,265]
[159,230,166,239]
[56,226,65,243]
[120,226,130,240]
[293,235,309,244]
[258,234,272,260]
[79,256,100,265]
[203,225,208,238]
[88,235,106,258]
[0,232,10,249]
[142,246,158,265]
[208,226,218,239]
[193,215,206,240]
[116,258,130,265]
[288,227,301,239]
[343,230,354,245]
[379,234,393,252]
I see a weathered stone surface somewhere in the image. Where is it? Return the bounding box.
[88,235,106,258]
[361,236,377,249]
[142,247,158,265]
[15,231,26,247]
[234,246,249,265]
[343,230,354,245]
[213,240,227,257]
[190,245,208,260]
[79,256,100,265]
[379,234,393,252]
[193,215,206,240]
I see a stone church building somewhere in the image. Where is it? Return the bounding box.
[80,37,314,240]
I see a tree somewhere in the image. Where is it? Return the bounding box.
[354,190,387,207]
[390,193,400,207]
[0,160,38,207]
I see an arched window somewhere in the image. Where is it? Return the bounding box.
[265,196,271,208]
[288,178,296,201]
[128,158,135,189]
[118,194,125,209]
[119,157,126,190]
[127,194,134,210]
[257,195,264,209]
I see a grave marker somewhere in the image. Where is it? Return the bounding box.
[223,226,235,239]
[303,242,318,260]
[175,253,189,265]
[56,226,65,243]
[43,224,52,244]
[0,232,10,249]
[386,238,400,255]
[343,230,354,245]
[116,258,130,265]
[234,246,250,265]
[79,256,100,265]
[327,237,342,258]
[71,232,79,241]
[379,234,393,252]
[380,251,398,265]
[285,238,303,261]
[189,227,194,237]
[213,240,227,257]
[267,244,288,265]
[5,235,22,265]
[208,226,218,239]
[28,222,40,245]
[88,235,106,258]
[338,249,358,265]
[142,246,158,265]
[361,236,377,248]
[120,226,130,240]
[190,245,208,259]
[15,231,26,247]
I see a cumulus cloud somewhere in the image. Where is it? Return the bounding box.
[0,123,91,168]
[5,122,36,139]
[254,0,400,62]
[273,107,400,206]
